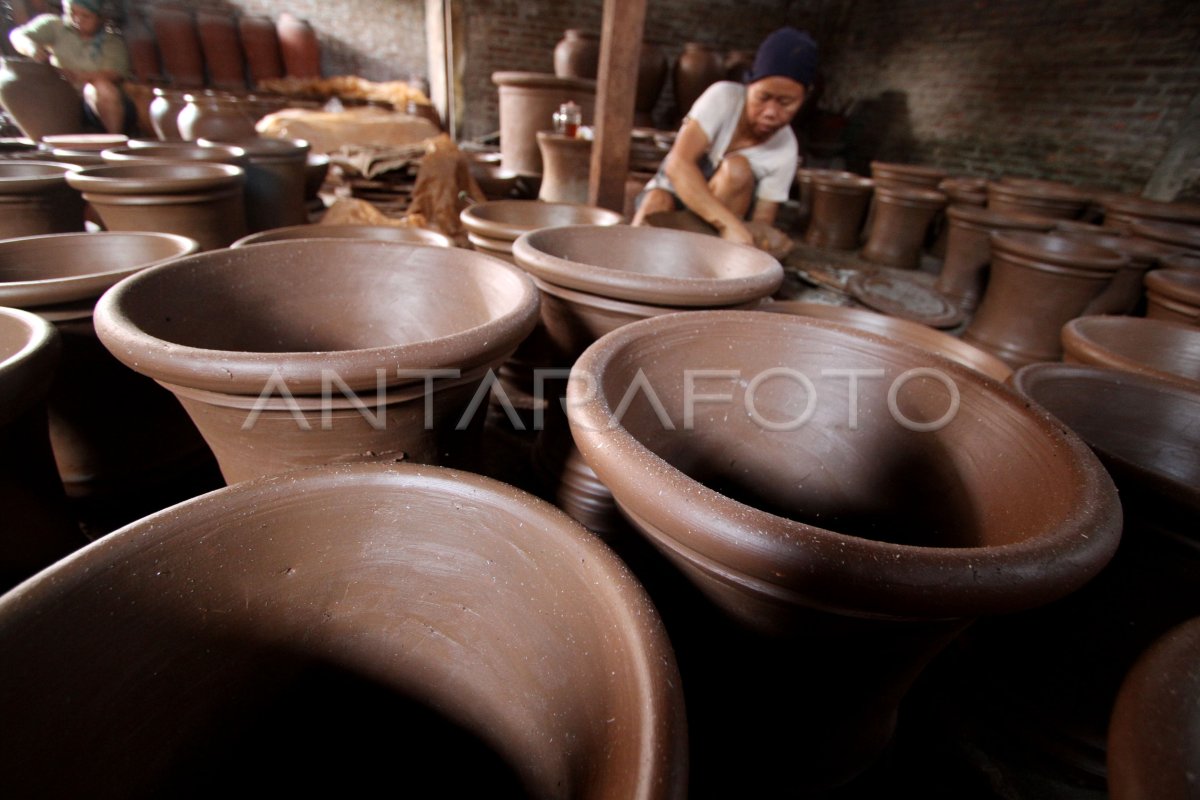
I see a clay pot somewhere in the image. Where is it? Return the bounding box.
[1108,618,1200,800]
[795,168,855,230]
[0,232,205,501]
[467,152,520,201]
[150,6,205,89]
[935,205,1057,308]
[1162,251,1200,272]
[123,12,161,84]
[0,306,84,589]
[723,49,754,82]
[148,88,188,142]
[988,178,1090,220]
[566,310,1121,791]
[0,161,84,238]
[40,133,126,152]
[0,462,687,799]
[938,176,988,207]
[673,43,724,116]
[100,143,247,166]
[553,29,600,79]
[0,58,84,140]
[804,172,874,250]
[195,10,246,91]
[869,160,946,190]
[636,42,669,125]
[198,136,309,232]
[535,131,591,204]
[1061,315,1200,390]
[859,185,946,269]
[1102,194,1200,230]
[93,241,540,484]
[238,15,286,85]
[1128,219,1200,253]
[1144,268,1200,325]
[760,301,1012,382]
[176,94,258,142]
[66,163,246,251]
[277,13,321,79]
[492,72,596,177]
[962,231,1128,367]
[1055,229,1180,315]
[232,224,452,248]
[460,199,623,262]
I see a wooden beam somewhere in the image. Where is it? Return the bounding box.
[587,0,647,212]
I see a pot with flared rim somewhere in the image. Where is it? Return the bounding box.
[1056,229,1180,315]
[231,223,453,248]
[804,173,874,250]
[1144,268,1200,325]
[1060,315,1200,391]
[988,178,1090,219]
[460,199,623,244]
[935,204,1057,307]
[100,143,248,166]
[869,160,946,189]
[1101,194,1200,230]
[0,160,85,237]
[1128,218,1200,253]
[859,184,947,269]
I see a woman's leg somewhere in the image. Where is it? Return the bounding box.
[708,154,754,220]
[631,187,677,226]
[82,78,125,134]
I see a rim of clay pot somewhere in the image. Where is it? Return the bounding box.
[994,177,1092,203]
[0,305,59,426]
[809,172,874,193]
[760,301,1012,382]
[946,204,1056,231]
[872,185,947,208]
[1128,219,1200,252]
[491,71,597,92]
[93,240,540,394]
[38,148,104,167]
[1056,229,1178,268]
[0,231,200,308]
[197,136,311,161]
[1161,252,1200,271]
[1102,195,1200,226]
[460,199,624,242]
[0,462,687,800]
[939,176,988,193]
[466,231,515,254]
[869,161,946,183]
[1145,267,1200,305]
[231,224,453,248]
[513,224,784,306]
[1061,315,1200,390]
[991,230,1128,273]
[566,311,1120,619]
[101,144,248,164]
[1054,219,1111,235]
[40,133,127,152]
[65,162,245,196]
[797,167,857,183]
[536,130,592,147]
[0,160,81,192]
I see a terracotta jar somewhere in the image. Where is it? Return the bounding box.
[238,15,286,85]
[0,463,687,799]
[66,162,246,251]
[176,94,258,142]
[100,143,247,166]
[0,161,84,238]
[935,205,1056,309]
[93,241,540,484]
[673,43,724,116]
[1144,268,1200,325]
[869,160,946,190]
[1055,228,1180,315]
[199,136,309,232]
[535,131,591,204]
[0,232,204,502]
[277,13,321,79]
[1108,618,1200,800]
[459,199,623,262]
[1061,315,1200,390]
[232,224,453,248]
[553,29,600,79]
[492,72,596,177]
[566,311,1121,792]
[859,185,947,269]
[195,10,246,91]
[962,231,1128,367]
[0,57,85,140]
[1129,218,1200,253]
[150,6,205,89]
[804,172,874,250]
[148,88,189,142]
[1102,194,1200,231]
[0,306,84,589]
[988,177,1090,220]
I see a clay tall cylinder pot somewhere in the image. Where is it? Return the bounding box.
[987,177,1090,220]
[93,240,541,484]
[150,5,205,89]
[0,57,85,140]
[535,131,591,205]
[804,172,874,250]
[66,163,247,251]
[868,160,946,190]
[935,205,1056,309]
[566,311,1121,793]
[1144,268,1200,325]
[0,463,687,799]
[0,161,84,238]
[195,10,246,91]
[492,72,596,177]
[673,43,724,117]
[859,185,947,269]
[962,231,1128,367]
[199,137,310,232]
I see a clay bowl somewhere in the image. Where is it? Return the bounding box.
[0,463,687,799]
[460,199,624,258]
[761,301,1012,382]
[100,143,248,165]
[0,160,84,238]
[1145,268,1200,325]
[1129,219,1200,253]
[1061,315,1200,390]
[93,240,540,483]
[231,224,453,248]
[566,310,1120,788]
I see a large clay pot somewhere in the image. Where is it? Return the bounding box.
[493,72,596,177]
[232,224,453,248]
[0,462,688,799]
[195,10,246,91]
[100,143,247,166]
[1129,218,1200,253]
[276,13,322,79]
[536,131,591,204]
[962,231,1128,367]
[553,29,600,79]
[1055,228,1180,315]
[176,94,259,142]
[0,57,84,140]
[460,199,623,262]
[0,306,84,589]
[1144,268,1200,325]
[1101,194,1200,230]
[238,15,286,85]
[935,205,1056,309]
[804,172,874,250]
[199,136,309,232]
[66,163,246,251]
[794,168,856,230]
[673,43,724,117]
[0,161,84,237]
[0,232,204,502]
[859,185,946,269]
[148,87,189,142]
[93,241,540,484]
[566,310,1121,792]
[988,177,1090,220]
[150,6,205,89]
[869,160,946,190]
[1061,315,1200,390]
[1108,617,1200,800]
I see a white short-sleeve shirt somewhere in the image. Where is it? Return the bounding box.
[644,81,798,203]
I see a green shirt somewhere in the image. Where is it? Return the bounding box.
[12,13,130,78]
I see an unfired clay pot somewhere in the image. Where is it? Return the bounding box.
[1056,229,1180,315]
[0,57,84,141]
[1144,268,1200,325]
[935,205,1056,308]
[1061,315,1199,390]
[195,10,246,91]
[553,29,600,79]
[962,231,1128,367]
[150,5,205,89]
[460,199,623,262]
[492,72,596,177]
[66,163,247,251]
[1162,251,1200,272]
[93,241,540,484]
[938,176,988,207]
[199,136,310,232]
[0,463,687,799]
[176,94,259,143]
[795,168,856,229]
[239,15,286,84]
[869,160,946,190]
[100,143,247,166]
[1128,218,1200,253]
[276,13,321,79]
[232,224,453,249]
[1102,194,1200,230]
[988,177,1090,220]
[804,172,874,250]
[148,87,189,141]
[859,185,946,269]
[0,160,84,238]
[566,310,1121,792]
[536,131,591,205]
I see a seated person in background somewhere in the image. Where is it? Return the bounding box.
[8,0,133,135]
[632,27,818,247]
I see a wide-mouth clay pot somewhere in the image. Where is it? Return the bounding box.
[566,310,1120,789]
[935,204,1056,307]
[0,160,85,237]
[461,200,624,254]
[0,463,687,799]
[1144,268,1200,325]
[1061,315,1200,390]
[760,301,1012,382]
[1129,218,1200,253]
[93,240,540,483]
[869,160,946,189]
[988,178,1091,219]
[232,224,454,248]
[100,143,248,165]
[1102,194,1200,230]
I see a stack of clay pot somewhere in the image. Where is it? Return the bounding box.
[552,29,668,127]
[459,199,623,263]
[0,161,84,238]
[492,72,596,176]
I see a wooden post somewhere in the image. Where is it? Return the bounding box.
[425,0,465,139]
[587,0,647,212]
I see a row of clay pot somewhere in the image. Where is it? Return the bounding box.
[148,88,292,142]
